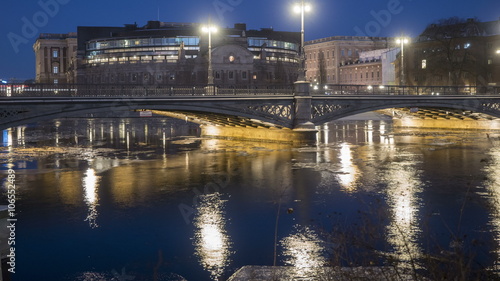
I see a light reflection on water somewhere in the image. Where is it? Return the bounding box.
[382,159,423,264]
[82,166,100,228]
[483,146,500,268]
[3,118,500,280]
[193,193,232,280]
[280,225,327,276]
[337,142,360,192]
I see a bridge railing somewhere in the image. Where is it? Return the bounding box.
[2,83,499,97]
[315,84,500,96]
[0,84,296,97]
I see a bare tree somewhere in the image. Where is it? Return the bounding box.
[413,17,488,87]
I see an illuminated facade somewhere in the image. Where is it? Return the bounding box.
[34,21,301,86]
[33,33,78,84]
[337,48,400,86]
[304,36,393,85]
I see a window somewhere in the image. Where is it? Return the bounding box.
[341,49,345,57]
[53,79,58,84]
[422,59,427,69]
[488,59,493,65]
[52,50,59,58]
[215,71,221,79]
[464,43,471,49]
[53,66,59,74]
[228,71,234,80]
[131,73,138,82]
[242,71,247,80]
[253,72,257,80]
[348,50,352,56]
[156,74,162,81]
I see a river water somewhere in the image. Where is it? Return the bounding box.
[2,117,500,280]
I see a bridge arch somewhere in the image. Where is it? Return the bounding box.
[310,97,500,125]
[0,97,295,130]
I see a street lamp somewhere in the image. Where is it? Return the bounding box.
[396,37,409,85]
[294,0,311,81]
[497,49,500,54]
[202,21,217,85]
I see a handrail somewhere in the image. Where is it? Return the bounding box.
[0,83,499,97]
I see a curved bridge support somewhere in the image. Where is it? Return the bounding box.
[1,90,500,142]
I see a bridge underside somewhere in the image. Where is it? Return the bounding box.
[388,107,500,121]
[309,97,500,125]
[148,110,288,129]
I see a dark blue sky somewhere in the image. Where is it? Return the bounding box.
[2,0,499,81]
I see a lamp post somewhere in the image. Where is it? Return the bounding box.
[396,37,409,85]
[294,0,311,82]
[202,20,217,85]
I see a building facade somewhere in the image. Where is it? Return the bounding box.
[34,21,301,86]
[403,18,500,87]
[33,33,78,84]
[304,36,393,85]
[336,48,400,86]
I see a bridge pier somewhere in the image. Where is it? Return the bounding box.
[293,81,317,133]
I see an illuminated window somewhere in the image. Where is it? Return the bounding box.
[488,59,493,65]
[52,50,59,58]
[464,43,471,49]
[53,79,58,84]
[422,59,427,69]
[53,66,59,74]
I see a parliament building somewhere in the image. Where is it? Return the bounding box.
[34,21,301,86]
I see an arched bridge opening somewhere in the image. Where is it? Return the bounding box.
[310,96,500,125]
[0,97,295,131]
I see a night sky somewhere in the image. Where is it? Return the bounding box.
[1,0,499,81]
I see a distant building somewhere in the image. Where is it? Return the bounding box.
[404,18,500,87]
[304,36,394,85]
[337,48,400,86]
[33,33,78,84]
[34,21,301,86]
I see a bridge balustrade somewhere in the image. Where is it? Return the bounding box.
[1,83,499,97]
[0,84,296,97]
[315,85,500,96]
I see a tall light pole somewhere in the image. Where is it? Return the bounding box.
[396,37,409,85]
[202,20,217,85]
[294,0,311,82]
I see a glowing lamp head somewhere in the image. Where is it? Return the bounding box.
[497,49,500,54]
[396,38,409,44]
[202,26,217,33]
[294,3,311,13]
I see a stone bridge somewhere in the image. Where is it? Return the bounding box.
[1,83,500,140]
